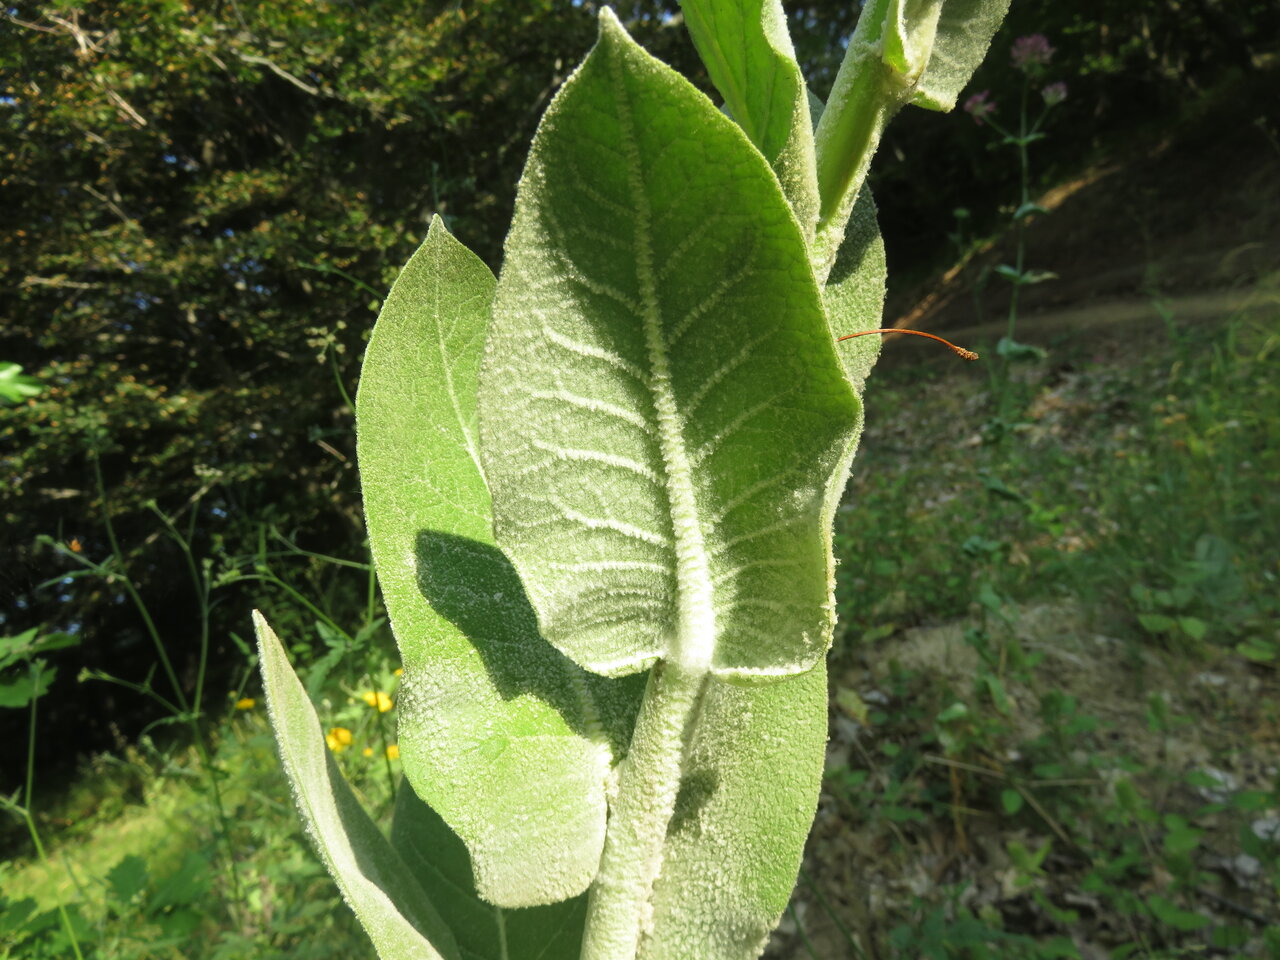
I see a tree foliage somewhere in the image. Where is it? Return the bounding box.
[0,0,700,777]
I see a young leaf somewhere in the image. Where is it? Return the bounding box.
[479,9,860,682]
[391,782,588,959]
[679,0,819,232]
[881,0,944,80]
[911,0,1013,112]
[812,0,1008,270]
[357,216,641,907]
[640,661,829,959]
[253,612,460,960]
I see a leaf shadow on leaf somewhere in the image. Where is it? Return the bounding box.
[392,779,589,959]
[414,528,642,756]
[827,203,878,290]
[668,766,720,837]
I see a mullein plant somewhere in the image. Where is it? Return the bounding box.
[254,2,1009,958]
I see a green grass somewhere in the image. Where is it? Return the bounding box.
[834,304,1280,654]
[3,687,399,958]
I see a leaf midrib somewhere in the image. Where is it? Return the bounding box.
[608,47,717,676]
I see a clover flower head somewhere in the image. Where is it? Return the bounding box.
[1011,34,1055,73]
[963,90,997,125]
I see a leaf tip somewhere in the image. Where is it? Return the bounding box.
[596,5,626,42]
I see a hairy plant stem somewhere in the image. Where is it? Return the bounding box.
[812,0,917,280]
[581,659,710,960]
[980,80,1052,423]
[1006,79,1031,348]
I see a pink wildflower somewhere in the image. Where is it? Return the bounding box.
[963,90,997,126]
[1011,34,1055,72]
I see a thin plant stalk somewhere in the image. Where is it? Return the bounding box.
[89,454,244,913]
[787,901,821,960]
[13,661,87,960]
[979,82,1055,417]
[800,866,869,960]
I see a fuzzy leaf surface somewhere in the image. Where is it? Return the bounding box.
[912,0,1013,111]
[253,612,458,960]
[479,10,859,681]
[679,0,818,231]
[639,660,828,959]
[391,782,588,960]
[824,185,888,396]
[357,217,642,908]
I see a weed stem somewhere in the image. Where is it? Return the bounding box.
[838,328,979,361]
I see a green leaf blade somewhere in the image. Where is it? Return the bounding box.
[824,185,889,395]
[479,10,859,682]
[640,662,829,959]
[357,217,639,907]
[253,612,458,960]
[911,0,1013,112]
[392,781,588,960]
[679,0,818,231]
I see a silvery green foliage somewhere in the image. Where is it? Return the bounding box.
[256,3,1008,958]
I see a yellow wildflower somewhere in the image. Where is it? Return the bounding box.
[362,747,374,757]
[234,697,256,710]
[393,667,403,677]
[326,727,353,752]
[386,744,400,761]
[362,690,393,713]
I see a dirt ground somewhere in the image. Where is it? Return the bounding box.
[885,87,1280,354]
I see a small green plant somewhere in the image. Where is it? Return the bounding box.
[253,3,1010,958]
[0,362,43,405]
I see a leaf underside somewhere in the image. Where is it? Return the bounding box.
[679,0,819,232]
[824,185,888,397]
[392,782,588,960]
[479,10,860,682]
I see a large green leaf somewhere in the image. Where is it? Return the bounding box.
[253,612,458,960]
[391,782,588,960]
[478,10,859,682]
[640,660,828,959]
[912,0,1013,112]
[357,217,643,908]
[679,0,818,232]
